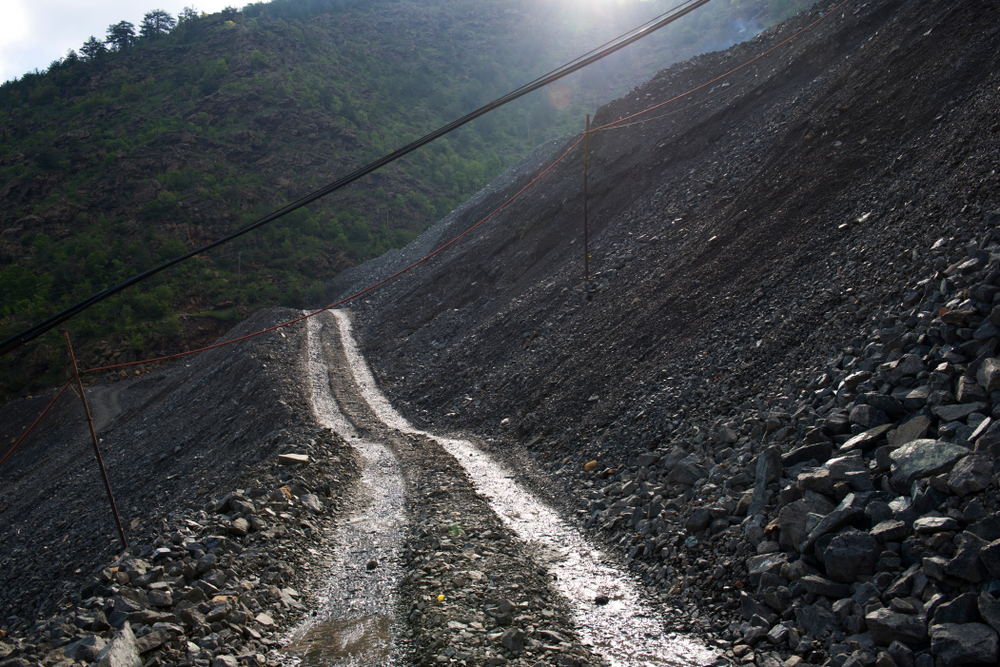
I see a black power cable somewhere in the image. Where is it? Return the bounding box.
[0,0,713,358]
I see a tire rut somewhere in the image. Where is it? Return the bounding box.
[308,309,719,667]
[309,310,602,666]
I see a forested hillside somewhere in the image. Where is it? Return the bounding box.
[0,0,812,399]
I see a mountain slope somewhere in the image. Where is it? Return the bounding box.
[0,0,802,401]
[345,0,1000,450]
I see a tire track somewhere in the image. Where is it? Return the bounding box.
[328,309,719,667]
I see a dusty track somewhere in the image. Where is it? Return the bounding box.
[293,309,722,666]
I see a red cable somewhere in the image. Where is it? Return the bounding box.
[593,0,852,133]
[82,136,586,376]
[82,0,851,373]
[0,380,73,469]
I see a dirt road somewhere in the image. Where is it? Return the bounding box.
[288,310,720,666]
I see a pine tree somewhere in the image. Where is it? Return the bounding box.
[140,10,177,39]
[80,36,108,61]
[106,21,137,53]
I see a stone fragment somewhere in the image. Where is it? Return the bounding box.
[890,440,970,488]
[979,593,1000,635]
[134,629,173,654]
[892,385,930,411]
[947,455,993,496]
[944,536,988,583]
[499,628,525,653]
[977,358,1000,393]
[865,608,929,646]
[229,517,250,537]
[278,453,310,466]
[795,604,835,637]
[747,553,788,586]
[300,493,324,514]
[211,657,239,667]
[913,517,960,535]
[797,575,851,598]
[800,493,866,553]
[779,494,836,552]
[95,623,142,667]
[881,355,926,384]
[842,424,895,453]
[981,539,1000,578]
[824,532,879,583]
[749,447,782,515]
[871,520,908,543]
[63,635,107,662]
[933,593,979,624]
[782,443,833,467]
[932,402,988,422]
[929,623,998,666]
[888,417,931,449]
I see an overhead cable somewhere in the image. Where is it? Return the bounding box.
[0,0,713,358]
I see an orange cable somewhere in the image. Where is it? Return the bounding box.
[593,0,852,133]
[0,380,73,469]
[82,136,586,376]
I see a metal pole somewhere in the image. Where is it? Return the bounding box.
[63,331,128,550]
[583,113,590,281]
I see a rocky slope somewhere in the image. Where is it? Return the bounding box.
[0,310,367,666]
[335,0,1000,664]
[2,0,1000,666]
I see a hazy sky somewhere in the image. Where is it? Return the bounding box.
[1,1,236,84]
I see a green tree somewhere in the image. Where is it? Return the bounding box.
[106,21,137,52]
[178,6,199,22]
[140,10,177,39]
[80,36,107,61]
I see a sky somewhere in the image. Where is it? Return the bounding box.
[1,1,237,84]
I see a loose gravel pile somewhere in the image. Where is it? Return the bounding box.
[0,311,366,667]
[3,0,1000,666]
[341,0,1000,665]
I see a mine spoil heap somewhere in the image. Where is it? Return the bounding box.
[2,0,1000,666]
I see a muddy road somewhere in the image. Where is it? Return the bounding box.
[286,309,719,666]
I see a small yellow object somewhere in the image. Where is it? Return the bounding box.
[437,594,444,602]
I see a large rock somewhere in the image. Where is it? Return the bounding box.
[800,493,866,553]
[890,440,970,489]
[871,519,909,543]
[842,424,895,453]
[976,358,1000,393]
[929,623,999,666]
[888,416,931,448]
[796,604,835,638]
[979,592,1000,635]
[932,402,989,423]
[823,531,879,583]
[865,608,929,646]
[797,574,851,598]
[749,446,782,515]
[981,539,1000,578]
[934,593,980,624]
[779,493,836,551]
[947,455,993,496]
[747,552,788,587]
[944,533,989,583]
[95,623,142,667]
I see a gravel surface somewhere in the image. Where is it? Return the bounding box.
[339,0,1000,664]
[2,1,1000,666]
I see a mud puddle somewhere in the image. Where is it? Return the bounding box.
[283,318,406,666]
[331,309,717,667]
